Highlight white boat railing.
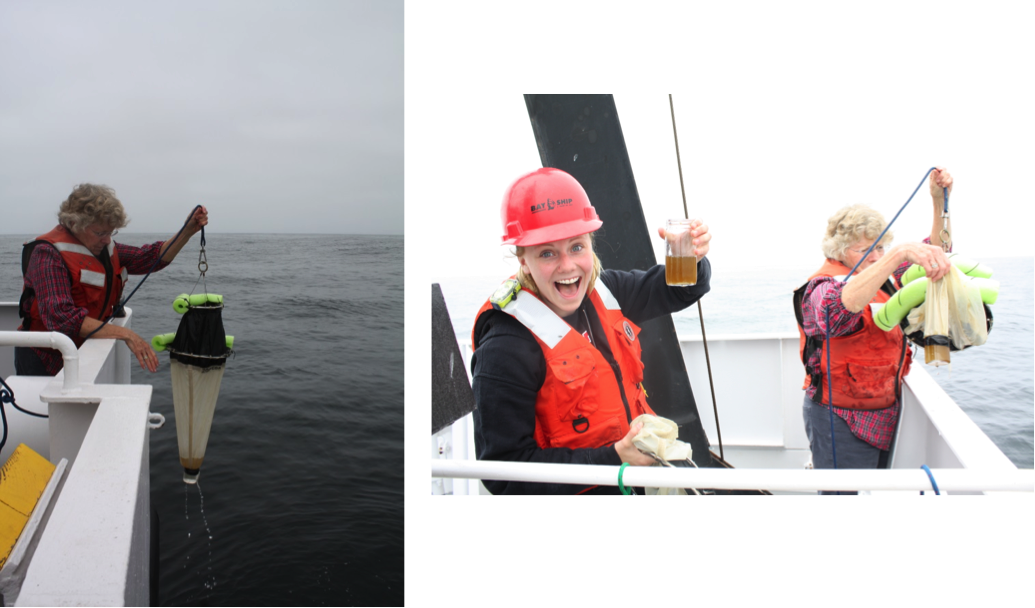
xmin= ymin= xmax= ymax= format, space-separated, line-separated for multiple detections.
xmin=433 ymin=333 xmax=1028 ymax=495
xmin=1 ymin=331 xmax=80 ymax=392
xmin=431 ymin=459 xmax=1035 ymax=493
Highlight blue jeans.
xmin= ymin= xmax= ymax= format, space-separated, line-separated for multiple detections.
xmin=802 ymin=395 xmax=889 ymax=494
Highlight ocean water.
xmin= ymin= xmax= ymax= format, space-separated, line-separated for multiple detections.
xmin=1 ymin=233 xmax=403 ymax=606
xmin=436 ymin=256 xmax=1034 ymax=469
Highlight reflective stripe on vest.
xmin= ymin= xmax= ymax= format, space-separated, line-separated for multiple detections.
xmin=498 ymin=288 xmax=570 ymax=349
xmin=52 ymin=241 xmax=94 ymax=256
xmin=80 ymin=269 xmax=106 ymax=287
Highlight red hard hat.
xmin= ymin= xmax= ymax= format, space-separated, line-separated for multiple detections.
xmin=500 ymin=167 xmax=603 ymax=246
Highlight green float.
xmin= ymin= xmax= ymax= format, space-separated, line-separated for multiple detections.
xmin=173 ymin=293 xmax=224 ymax=314
xmin=872 ymin=255 xmax=999 ymax=332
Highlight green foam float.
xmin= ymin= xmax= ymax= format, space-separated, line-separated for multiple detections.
xmin=172 ymin=293 xmax=224 ymax=314
xmin=152 ymin=332 xmax=235 ymax=352
xmin=873 ymin=278 xmax=926 ymax=332
xmin=873 ymin=275 xmax=999 ymax=332
xmin=901 ymin=253 xmax=993 ymax=286
xmin=152 ymin=332 xmax=176 ymax=352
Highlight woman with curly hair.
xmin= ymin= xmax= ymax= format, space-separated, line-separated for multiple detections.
xmin=17 ymin=183 xmax=208 ymax=376
xmin=793 ymin=168 xmax=954 ymax=490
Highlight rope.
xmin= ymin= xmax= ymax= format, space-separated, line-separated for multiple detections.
xmin=668 ymin=94 xmax=724 ymax=461
xmin=618 ymin=462 xmax=632 ymax=495
xmin=0 ymin=375 xmax=49 ymax=453
xmin=920 ymin=464 xmax=941 ymax=495
xmin=843 ymin=168 xmax=941 ymax=280
xmin=669 ymin=95 xmax=690 ymax=220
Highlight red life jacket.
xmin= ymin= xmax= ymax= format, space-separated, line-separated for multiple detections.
xmin=20 ymin=225 xmax=127 ymax=347
xmin=793 ymin=259 xmax=912 ymax=410
xmin=473 ymin=280 xmax=654 ymax=450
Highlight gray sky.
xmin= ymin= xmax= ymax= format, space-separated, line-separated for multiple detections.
xmin=0 ymin=0 xmax=402 ymax=235
xmin=432 ymin=93 xmax=1030 ymax=277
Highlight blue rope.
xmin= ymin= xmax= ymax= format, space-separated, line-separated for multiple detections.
xmin=920 ymin=464 xmax=940 ymax=495
xmin=843 ymin=167 xmax=940 ymax=281
xmin=825 ymin=307 xmax=838 ymax=473
xmin=823 ymin=167 xmax=945 ymax=485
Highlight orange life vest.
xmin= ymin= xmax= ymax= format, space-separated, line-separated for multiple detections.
xmin=793 ymin=259 xmax=912 ymax=410
xmin=473 ymin=280 xmax=654 ymax=450
xmin=20 ymin=225 xmax=127 ymax=347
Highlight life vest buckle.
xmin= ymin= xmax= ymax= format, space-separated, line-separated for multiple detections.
xmin=572 ymin=415 xmax=590 ymax=434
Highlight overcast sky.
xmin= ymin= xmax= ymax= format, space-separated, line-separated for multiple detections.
xmin=0 ymin=0 xmax=402 ymax=235
xmin=432 ymin=93 xmax=1030 ymax=277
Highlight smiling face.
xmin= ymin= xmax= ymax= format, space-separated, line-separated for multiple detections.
xmin=519 ymin=234 xmax=595 ymax=318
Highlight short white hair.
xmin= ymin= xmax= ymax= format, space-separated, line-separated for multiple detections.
xmin=821 ymin=204 xmax=893 ymax=262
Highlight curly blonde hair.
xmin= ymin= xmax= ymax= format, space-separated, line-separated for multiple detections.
xmin=514 ymin=234 xmax=602 ymax=297
xmin=821 ymin=204 xmax=893 ymax=263
xmin=58 ymin=184 xmax=129 ymax=234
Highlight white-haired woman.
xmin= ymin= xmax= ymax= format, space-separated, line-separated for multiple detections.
xmin=793 ymin=168 xmax=953 ymax=489
xmin=470 ymin=167 xmax=712 ymax=494
xmin=17 ymin=183 xmax=208 ymax=376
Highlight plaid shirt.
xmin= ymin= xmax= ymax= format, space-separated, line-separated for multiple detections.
xmin=21 ymin=238 xmax=169 ymax=375
xmin=801 ymin=238 xmax=940 ymax=450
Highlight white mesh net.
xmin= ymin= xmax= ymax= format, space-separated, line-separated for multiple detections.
xmin=171 ymin=360 xmax=226 ymax=475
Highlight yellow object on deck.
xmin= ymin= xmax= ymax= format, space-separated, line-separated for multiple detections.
xmin=0 ymin=444 xmax=56 ymax=568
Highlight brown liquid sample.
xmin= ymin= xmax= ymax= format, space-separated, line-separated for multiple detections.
xmin=665 ymin=255 xmax=698 ymax=286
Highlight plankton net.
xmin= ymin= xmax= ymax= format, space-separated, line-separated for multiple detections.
xmin=158 ymin=293 xmax=233 ymax=484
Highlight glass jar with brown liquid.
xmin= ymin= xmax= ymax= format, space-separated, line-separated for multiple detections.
xmin=665 ymin=218 xmax=697 ymax=286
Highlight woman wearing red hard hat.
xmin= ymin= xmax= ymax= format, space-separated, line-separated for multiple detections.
xmin=470 ymin=167 xmax=712 ymax=494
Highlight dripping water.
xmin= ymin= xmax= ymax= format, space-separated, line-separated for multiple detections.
xmin=198 ymin=482 xmax=216 ymax=592
xmin=182 ymin=481 xmax=217 ymax=600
